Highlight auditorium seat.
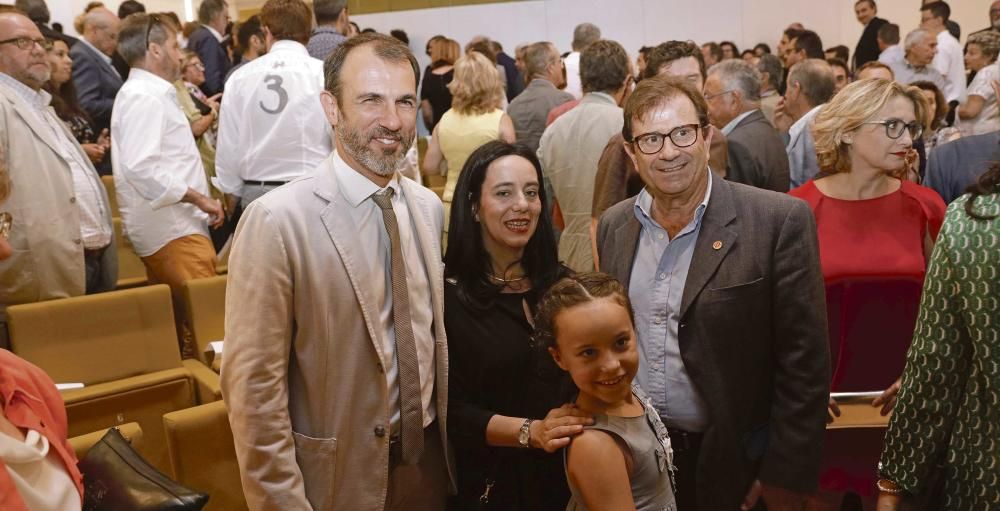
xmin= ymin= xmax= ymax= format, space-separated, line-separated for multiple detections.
xmin=68 ymin=422 xmax=143 ymax=460
xmin=163 ymin=401 xmax=247 ymax=511
xmin=182 ymin=275 xmax=227 ymax=372
xmin=113 ymin=218 xmax=148 ymax=289
xmin=101 ymin=175 xmax=119 ymax=218
xmin=6 ymin=285 xmax=221 ymax=471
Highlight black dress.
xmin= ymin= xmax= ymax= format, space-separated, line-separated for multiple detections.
xmin=445 ymin=281 xmax=574 ymax=511
xmin=420 ymin=67 xmax=454 ymax=132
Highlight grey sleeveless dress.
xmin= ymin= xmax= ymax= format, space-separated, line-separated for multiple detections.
xmin=564 ymin=385 xmax=676 ymax=511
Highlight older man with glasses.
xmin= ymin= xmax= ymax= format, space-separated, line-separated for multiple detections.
xmin=0 ymin=9 xmax=118 ymax=348
xmin=597 ymin=74 xmax=829 ymax=511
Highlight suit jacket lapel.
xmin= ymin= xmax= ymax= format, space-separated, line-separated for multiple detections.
xmin=680 ymin=177 xmax=738 ymax=318
xmin=313 ymin=160 xmax=384 ymax=354
xmin=611 ymin=198 xmax=642 ymax=286
xmin=0 ymin=85 xmax=67 ymax=161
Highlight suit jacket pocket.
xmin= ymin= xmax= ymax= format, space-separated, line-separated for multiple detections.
xmin=701 ymin=277 xmax=765 ymax=303
xmin=293 ymin=431 xmax=338 ymax=510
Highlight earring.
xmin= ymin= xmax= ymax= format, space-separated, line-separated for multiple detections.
xmin=474 ymin=213 xmax=480 ymax=222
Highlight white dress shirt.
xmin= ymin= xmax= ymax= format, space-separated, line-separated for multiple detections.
xmin=563 ymin=51 xmax=583 ymax=100
xmin=214 ymin=40 xmax=332 ymax=197
xmin=111 ymin=68 xmax=210 ymax=257
xmin=933 ymin=31 xmax=967 ymax=103
xmin=958 ymin=62 xmax=1000 ymax=136
xmin=332 ymin=151 xmax=437 ymax=430
xmin=0 ymin=73 xmax=110 ymax=250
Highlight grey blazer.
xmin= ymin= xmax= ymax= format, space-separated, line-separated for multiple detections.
xmin=924 ymin=131 xmax=1000 ymax=204
xmin=0 ymin=82 xmax=117 ymax=314
xmin=221 ymin=156 xmax=455 ymax=510
xmin=70 ymin=41 xmax=123 ymax=133
xmin=726 ymin=109 xmax=791 ymax=192
xmin=597 ymin=177 xmax=830 ymax=509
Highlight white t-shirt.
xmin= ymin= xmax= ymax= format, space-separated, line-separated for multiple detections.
xmin=214 ymin=40 xmax=332 ymax=197
xmin=959 ymin=63 xmax=1000 ymax=136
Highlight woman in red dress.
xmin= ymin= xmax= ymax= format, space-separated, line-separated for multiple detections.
xmin=789 ymin=79 xmax=946 ymax=510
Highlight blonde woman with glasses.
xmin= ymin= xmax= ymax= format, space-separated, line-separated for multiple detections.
xmin=423 ymin=51 xmax=516 ymax=234
xmin=789 ymin=78 xmax=946 ymax=509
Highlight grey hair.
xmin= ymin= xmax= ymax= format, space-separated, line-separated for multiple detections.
xmin=572 ymin=22 xmax=600 ymax=51
xmin=524 ymin=41 xmax=558 ymax=80
xmin=13 ymin=0 xmax=47 ymax=23
xmin=197 ymin=0 xmax=226 ymax=25
xmin=313 ymin=0 xmax=346 ymax=25
xmin=757 ymin=53 xmax=783 ymax=89
xmin=903 ymin=28 xmax=931 ymax=51
xmin=968 ymin=30 xmax=1000 ymax=62
xmin=788 ymin=58 xmax=836 ymax=107
xmin=708 ymin=59 xmax=762 ymax=102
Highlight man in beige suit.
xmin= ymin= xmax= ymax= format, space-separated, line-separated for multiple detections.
xmin=221 ymin=32 xmax=454 ymax=511
xmin=0 ymin=10 xmax=116 ymax=347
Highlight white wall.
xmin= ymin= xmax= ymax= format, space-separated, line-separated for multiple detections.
xmin=349 ymin=0 xmax=993 ymax=71
xmin=19 ymin=0 xmax=994 ymax=56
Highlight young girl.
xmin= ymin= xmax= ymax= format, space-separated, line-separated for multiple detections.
xmin=534 ymin=273 xmax=676 ymax=511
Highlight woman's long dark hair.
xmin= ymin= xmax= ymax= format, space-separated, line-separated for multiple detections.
xmin=443 ymin=140 xmax=561 ymax=310
xmin=46 ymin=78 xmax=91 ymax=127
xmin=964 ymin=162 xmax=1000 ymax=221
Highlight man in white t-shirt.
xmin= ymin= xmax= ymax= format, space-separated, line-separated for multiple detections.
xmin=215 ymin=0 xmax=333 ymax=210
xmin=921 ymin=1 xmax=966 ymax=103
xmin=562 ymin=22 xmax=600 ymax=100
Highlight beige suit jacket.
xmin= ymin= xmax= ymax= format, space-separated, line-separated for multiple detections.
xmin=221 ymin=155 xmax=455 ymax=511
xmin=0 ymin=82 xmax=116 ymax=316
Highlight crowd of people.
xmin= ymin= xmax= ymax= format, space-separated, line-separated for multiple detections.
xmin=0 ymin=0 xmax=998 ymax=510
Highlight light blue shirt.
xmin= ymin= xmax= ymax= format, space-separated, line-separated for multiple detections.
xmin=787 ymin=105 xmax=823 ymax=189
xmin=628 ymin=169 xmax=712 ymax=432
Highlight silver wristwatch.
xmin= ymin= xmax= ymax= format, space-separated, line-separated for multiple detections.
xmin=518 ymin=419 xmax=534 ymax=448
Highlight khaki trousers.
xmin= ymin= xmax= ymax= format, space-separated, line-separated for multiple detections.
xmin=141 ymin=234 xmax=216 ymax=357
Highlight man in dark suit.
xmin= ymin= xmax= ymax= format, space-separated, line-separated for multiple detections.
xmin=704 ymin=59 xmax=790 ymax=191
xmin=925 ymin=131 xmax=1000 ymax=204
xmin=187 ymin=0 xmax=231 ymax=96
xmin=597 ymin=75 xmax=829 ymax=510
xmin=852 ymin=0 xmax=888 ymax=71
xmin=71 ymin=7 xmax=122 ymax=135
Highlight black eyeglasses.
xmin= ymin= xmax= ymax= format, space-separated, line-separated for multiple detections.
xmin=629 ymin=124 xmax=705 ymax=154
xmin=145 ymin=13 xmax=163 ymax=49
xmin=862 ymin=119 xmax=923 ymax=140
xmin=0 ymin=37 xmax=52 ymax=51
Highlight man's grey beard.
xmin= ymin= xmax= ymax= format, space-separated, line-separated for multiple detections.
xmin=338 ymin=122 xmax=414 ymax=177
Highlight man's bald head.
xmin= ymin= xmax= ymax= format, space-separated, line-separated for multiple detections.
xmin=0 ymin=12 xmax=51 ymax=90
xmin=81 ymin=7 xmax=121 ymax=56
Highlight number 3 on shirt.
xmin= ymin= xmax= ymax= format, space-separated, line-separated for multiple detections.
xmin=260 ymin=74 xmax=288 ymax=114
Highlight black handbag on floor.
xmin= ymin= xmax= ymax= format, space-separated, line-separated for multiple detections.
xmin=78 ymin=427 xmax=209 ymax=511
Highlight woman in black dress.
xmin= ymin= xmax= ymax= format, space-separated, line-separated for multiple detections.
xmin=444 ymin=141 xmax=592 ymax=510
xmin=420 ymin=37 xmax=459 ymax=132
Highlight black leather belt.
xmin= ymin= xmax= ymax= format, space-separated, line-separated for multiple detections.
xmin=667 ymin=427 xmax=704 ymax=453
xmin=244 ymin=180 xmax=288 ymax=187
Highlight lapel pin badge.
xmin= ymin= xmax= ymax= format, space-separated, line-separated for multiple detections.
xmin=712 ymin=240 xmax=723 ymax=250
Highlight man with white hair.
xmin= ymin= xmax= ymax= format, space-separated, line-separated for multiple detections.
xmin=887 ymin=28 xmax=948 ymax=94
xmin=704 ymin=60 xmax=790 ymax=192
xmin=563 ymin=22 xmax=600 ymax=99
xmin=70 ymin=6 xmax=121 ymax=170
